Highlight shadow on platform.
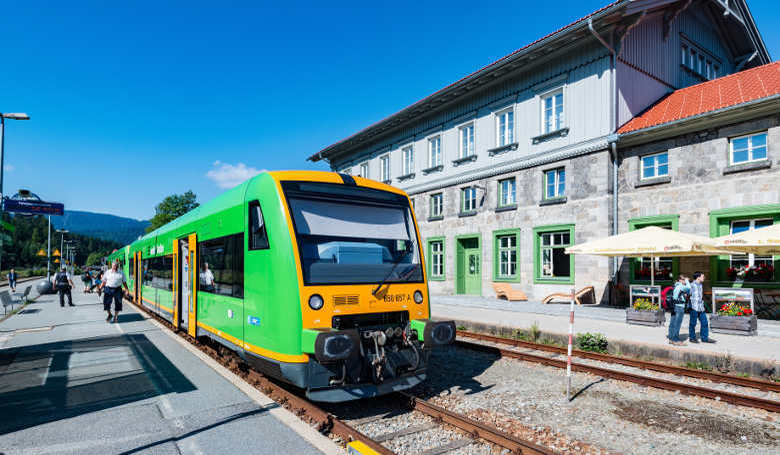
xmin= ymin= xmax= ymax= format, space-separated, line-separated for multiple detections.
xmin=0 ymin=333 xmax=196 ymax=434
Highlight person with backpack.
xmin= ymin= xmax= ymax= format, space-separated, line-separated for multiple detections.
xmin=53 ymin=266 xmax=75 ymax=307
xmin=668 ymin=274 xmax=690 ymax=345
xmin=689 ymin=271 xmax=716 ymax=344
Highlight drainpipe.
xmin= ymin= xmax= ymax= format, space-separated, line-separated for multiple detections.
xmin=589 ymin=18 xmax=621 ymax=299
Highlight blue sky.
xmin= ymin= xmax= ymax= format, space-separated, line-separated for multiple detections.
xmin=1 ymin=1 xmax=777 ymax=220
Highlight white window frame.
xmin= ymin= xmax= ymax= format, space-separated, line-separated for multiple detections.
xmin=540 ymin=231 xmax=571 ymax=278
xmin=729 ymin=218 xmax=774 ymax=269
xmin=379 ymin=154 xmax=391 ymax=182
xmin=544 ymin=168 xmax=565 ymax=200
xmin=729 ymin=132 xmax=768 ymax=165
xmin=461 ymin=187 xmax=477 ymax=212
xmin=498 ymin=178 xmax=516 ymax=207
xmin=401 ymin=146 xmax=414 ymax=176
xmin=497 ymin=234 xmax=517 ymax=278
xmin=430 ymin=193 xmax=443 ymax=218
xmin=428 ymin=135 xmax=442 ymax=168
xmin=458 ymin=122 xmax=475 ymax=158
xmin=359 ymin=162 xmax=369 ymax=179
xmin=640 ymin=151 xmax=669 ymax=180
xmin=495 ymin=108 xmax=515 ymax=147
xmin=430 ymin=241 xmax=444 ymax=277
xmin=540 ymin=88 xmax=564 ymax=134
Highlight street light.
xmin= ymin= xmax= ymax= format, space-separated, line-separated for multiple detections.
xmin=0 ymin=112 xmax=30 ymax=273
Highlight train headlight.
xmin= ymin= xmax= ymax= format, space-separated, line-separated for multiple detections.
xmin=315 ymin=330 xmax=359 ymax=362
xmin=308 ymin=294 xmax=324 ymax=310
xmin=413 ymin=290 xmax=424 ymax=304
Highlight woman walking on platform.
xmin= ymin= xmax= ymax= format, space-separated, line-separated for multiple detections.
xmin=100 ymin=260 xmax=130 ymax=323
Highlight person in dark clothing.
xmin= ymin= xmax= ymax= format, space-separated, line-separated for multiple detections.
xmin=53 ymin=267 xmax=75 ymax=307
xmin=7 ymin=268 xmax=17 ymax=293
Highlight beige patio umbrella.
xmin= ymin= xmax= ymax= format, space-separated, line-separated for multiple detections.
xmin=713 ymin=223 xmax=780 ymax=255
xmin=565 ymin=226 xmax=729 ymax=285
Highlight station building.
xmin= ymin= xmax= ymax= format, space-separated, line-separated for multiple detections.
xmin=309 ymin=0 xmax=776 ymax=306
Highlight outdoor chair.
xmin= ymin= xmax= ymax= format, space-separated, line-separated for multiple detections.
xmin=542 ymin=286 xmax=596 ymax=305
xmin=21 ymin=285 xmax=32 ymax=303
xmin=492 ymin=283 xmax=528 ymax=301
xmin=1 ymin=291 xmax=14 ymax=315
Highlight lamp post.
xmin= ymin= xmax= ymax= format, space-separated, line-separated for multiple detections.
xmin=0 ymin=112 xmax=31 ymax=273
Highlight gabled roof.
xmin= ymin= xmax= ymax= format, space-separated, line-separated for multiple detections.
xmin=618 ymin=61 xmax=780 ymax=134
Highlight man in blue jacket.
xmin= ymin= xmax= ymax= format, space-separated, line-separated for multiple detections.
xmin=668 ymin=274 xmax=690 ymax=345
xmin=689 ymin=272 xmax=716 ymax=344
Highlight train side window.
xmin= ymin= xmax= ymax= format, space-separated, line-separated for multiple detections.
xmin=249 ymin=200 xmax=269 ymax=250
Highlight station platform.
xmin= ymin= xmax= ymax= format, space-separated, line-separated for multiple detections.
xmin=431 ymin=295 xmax=780 ymax=376
xmin=0 ymin=282 xmax=339 ymax=455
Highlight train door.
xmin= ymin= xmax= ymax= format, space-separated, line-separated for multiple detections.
xmin=187 ymin=233 xmax=198 ymax=337
xmin=172 ymin=239 xmax=179 ymax=330
xmin=179 ymin=238 xmax=190 ymax=332
xmin=134 ymin=251 xmax=142 ymax=302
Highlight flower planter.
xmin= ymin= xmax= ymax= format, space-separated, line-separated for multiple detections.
xmin=626 ymin=308 xmax=665 ymax=326
xmin=710 ymin=314 xmax=758 ymax=336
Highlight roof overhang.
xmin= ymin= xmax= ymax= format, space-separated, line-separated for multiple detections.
xmin=618 ymin=94 xmax=780 ymax=147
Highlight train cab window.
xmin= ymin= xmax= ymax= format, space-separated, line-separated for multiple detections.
xmin=249 ymin=200 xmax=269 ymax=250
xmin=199 ymin=233 xmax=244 ymax=298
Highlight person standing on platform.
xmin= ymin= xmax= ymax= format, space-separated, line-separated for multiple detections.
xmin=53 ymin=266 xmax=75 ymax=307
xmin=100 ymin=260 xmax=129 ymax=323
xmin=689 ymin=272 xmax=716 ymax=344
xmin=7 ymin=268 xmax=17 ymax=293
xmin=668 ymin=274 xmax=690 ymax=345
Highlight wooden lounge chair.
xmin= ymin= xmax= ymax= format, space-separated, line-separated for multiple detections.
xmin=542 ymin=286 xmax=595 ymax=305
xmin=492 ymin=283 xmax=528 ymax=301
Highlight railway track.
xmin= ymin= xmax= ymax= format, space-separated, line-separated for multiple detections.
xmin=457 ymin=330 xmax=780 ymax=413
xmin=458 ymin=330 xmax=780 ymax=392
xmin=125 ymin=295 xmax=560 ymax=455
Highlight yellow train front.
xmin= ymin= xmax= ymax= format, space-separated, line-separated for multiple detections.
xmin=121 ymin=171 xmax=455 ymax=402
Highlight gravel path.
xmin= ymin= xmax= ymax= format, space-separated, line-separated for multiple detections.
xmin=413 ymin=345 xmax=779 ymax=455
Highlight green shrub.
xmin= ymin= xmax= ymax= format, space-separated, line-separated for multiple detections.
xmin=530 ymin=322 xmax=541 ymax=342
xmin=577 ymin=332 xmax=608 ymax=353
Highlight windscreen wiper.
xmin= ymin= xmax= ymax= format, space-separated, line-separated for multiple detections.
xmin=372 ymin=242 xmax=415 ymax=297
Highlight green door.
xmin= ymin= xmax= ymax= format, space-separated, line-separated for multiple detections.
xmin=465 ymin=249 xmax=481 ymax=295
xmin=456 ymin=236 xmax=481 ymax=295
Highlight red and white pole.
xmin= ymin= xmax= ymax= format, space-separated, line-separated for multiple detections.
xmin=566 ymin=287 xmax=575 ymax=401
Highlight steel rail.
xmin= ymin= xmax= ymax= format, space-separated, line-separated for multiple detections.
xmin=400 ymin=392 xmax=560 ymax=455
xmin=458 ymin=330 xmax=780 ymax=393
xmin=457 ymin=339 xmax=780 ymax=413
xmin=124 ymin=295 xmax=394 ymax=455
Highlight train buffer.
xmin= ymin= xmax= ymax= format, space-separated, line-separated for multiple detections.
xmin=0 ymin=281 xmax=342 ymax=455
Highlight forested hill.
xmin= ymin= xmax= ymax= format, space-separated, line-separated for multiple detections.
xmin=52 ymin=210 xmax=149 ymax=245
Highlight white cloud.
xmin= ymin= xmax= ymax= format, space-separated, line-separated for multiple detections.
xmin=206 ymin=160 xmax=265 ymax=189
xmin=4 ymin=164 xmax=14 ymax=172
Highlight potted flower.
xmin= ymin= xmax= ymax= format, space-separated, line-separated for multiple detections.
xmin=710 ymin=302 xmax=758 ymax=336
xmin=626 ymin=297 xmax=665 ymax=326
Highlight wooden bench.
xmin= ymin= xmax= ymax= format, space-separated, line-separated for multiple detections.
xmin=492 ymin=283 xmax=528 ymax=301
xmin=542 ymin=286 xmax=596 ymax=305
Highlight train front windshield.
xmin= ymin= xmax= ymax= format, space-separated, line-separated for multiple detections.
xmin=283 ymin=182 xmax=423 ymax=286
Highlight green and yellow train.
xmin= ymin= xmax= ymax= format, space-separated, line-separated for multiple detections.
xmin=106 ymin=171 xmax=455 ymax=401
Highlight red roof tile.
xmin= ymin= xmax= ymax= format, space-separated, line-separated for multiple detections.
xmin=618 ymin=61 xmax=780 ymax=134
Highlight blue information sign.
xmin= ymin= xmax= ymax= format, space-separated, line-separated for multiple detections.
xmin=3 ymin=199 xmax=64 ymax=216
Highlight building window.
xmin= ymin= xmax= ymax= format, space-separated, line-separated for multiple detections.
xmin=359 ymin=162 xmax=369 ymax=179
xmin=730 ymin=132 xmax=767 ymax=164
xmin=541 ymin=90 xmax=564 ymax=134
xmin=494 ymin=230 xmax=519 ymax=281
xmin=402 ymin=146 xmax=414 ymax=176
xmin=461 ymin=187 xmax=477 ymax=213
xmin=534 ymin=225 xmax=574 ymax=284
xmin=428 ymin=239 xmax=445 ymax=280
xmin=641 ymin=152 xmax=669 ymax=179
xmin=544 ymin=168 xmax=565 ymax=199
xmin=629 ymin=216 xmax=679 ymax=283
xmin=496 ymin=109 xmax=514 ymax=146
xmin=380 ymin=154 xmax=391 ymax=182
xmin=498 ymin=178 xmax=516 ymax=207
xmin=459 ymin=123 xmax=475 ymax=158
xmin=681 ymin=44 xmax=688 ymax=65
xmin=428 ymin=136 xmax=442 ymax=167
xmin=430 ymin=193 xmax=443 ymax=218
xmin=728 ymin=219 xmax=774 ymax=282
